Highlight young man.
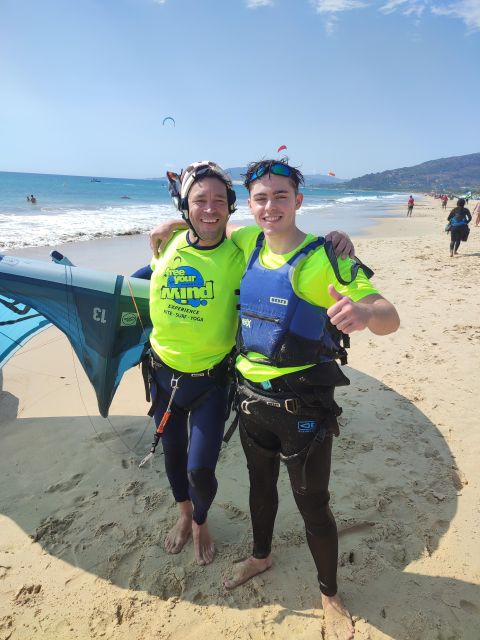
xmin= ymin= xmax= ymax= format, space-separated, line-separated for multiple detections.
xmin=146 ymin=161 xmax=353 ymax=567
xmin=221 ymin=160 xmax=400 ymax=640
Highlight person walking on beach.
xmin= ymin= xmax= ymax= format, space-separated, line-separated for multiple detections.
xmin=473 ymin=200 xmax=480 ymax=227
xmin=220 ymin=159 xmax=399 ymax=640
xmin=407 ymin=195 xmax=414 ymax=216
xmin=447 ymin=198 xmax=472 ymax=257
xmin=441 ymin=194 xmax=448 ymax=210
xmin=145 ymin=161 xmax=353 ymax=567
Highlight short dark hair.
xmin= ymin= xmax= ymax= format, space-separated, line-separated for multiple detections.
xmin=457 ymin=198 xmax=465 ymax=207
xmin=243 ymin=159 xmax=304 ymax=193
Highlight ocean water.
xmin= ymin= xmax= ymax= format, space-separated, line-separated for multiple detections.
xmin=0 ymin=171 xmax=406 ymax=250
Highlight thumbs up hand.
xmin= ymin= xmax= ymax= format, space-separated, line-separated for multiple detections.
xmin=327 ymin=284 xmax=371 ymax=333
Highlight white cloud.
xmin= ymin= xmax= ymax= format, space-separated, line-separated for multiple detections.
xmin=380 ymin=0 xmax=427 ymax=16
xmin=246 ymin=0 xmax=274 ymax=7
xmin=152 ymin=0 xmax=167 ymax=4
xmin=310 ymin=0 xmax=368 ymax=12
xmin=432 ymin=0 xmax=480 ymax=31
xmin=244 ymin=0 xmax=480 ymax=32
xmin=310 ymin=0 xmax=368 ymax=33
xmin=380 ymin=0 xmax=409 ymax=13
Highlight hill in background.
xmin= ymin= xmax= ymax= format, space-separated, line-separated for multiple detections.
xmin=344 ymin=153 xmax=480 ymax=192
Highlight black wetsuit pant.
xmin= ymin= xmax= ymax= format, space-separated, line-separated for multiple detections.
xmin=238 ymin=383 xmax=338 ymax=597
xmin=151 ymin=362 xmax=229 ymax=525
xmin=450 ymin=226 xmax=463 ymax=253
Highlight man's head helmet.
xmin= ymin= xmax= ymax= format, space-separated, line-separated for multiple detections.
xmin=167 ymin=160 xmax=236 ymax=216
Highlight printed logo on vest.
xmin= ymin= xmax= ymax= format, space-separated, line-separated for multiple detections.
xmin=269 ymin=296 xmax=288 ymax=306
xmin=161 ymin=265 xmax=214 ymax=308
xmin=120 ymin=312 xmax=138 ymax=327
xmin=298 ymin=420 xmax=316 ymax=433
xmin=242 ymin=317 xmax=252 ymax=328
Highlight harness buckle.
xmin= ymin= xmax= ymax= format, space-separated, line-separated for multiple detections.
xmin=170 ymin=373 xmax=182 ymax=390
xmin=150 ymin=354 xmax=162 ymax=371
xmin=240 ymin=399 xmax=253 ymax=415
xmin=284 ymin=398 xmax=301 ymax=414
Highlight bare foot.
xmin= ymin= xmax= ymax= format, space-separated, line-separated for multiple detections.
xmin=164 ymin=502 xmax=192 ymax=554
xmin=192 ymin=520 xmax=216 ymax=565
xmin=322 ymin=593 xmax=354 ymax=640
xmin=223 ymin=555 xmax=272 ymax=589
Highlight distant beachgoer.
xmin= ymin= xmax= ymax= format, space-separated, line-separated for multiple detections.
xmin=441 ymin=195 xmax=448 ymax=210
xmin=407 ymin=195 xmax=414 ymax=217
xmin=26 ymin=196 xmax=31 ymax=202
xmin=447 ymin=198 xmax=472 ymax=257
xmin=29 ymin=195 xmax=37 ymax=204
xmin=473 ymin=201 xmax=480 ymax=227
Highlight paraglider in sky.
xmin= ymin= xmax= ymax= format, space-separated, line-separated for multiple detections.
xmin=277 ymin=144 xmax=287 ymax=153
xmin=327 ymin=170 xmax=336 ymax=177
xmin=162 ymin=116 xmax=175 ymax=127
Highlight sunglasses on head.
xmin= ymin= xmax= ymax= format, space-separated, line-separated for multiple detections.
xmin=247 ymin=163 xmax=293 ymax=184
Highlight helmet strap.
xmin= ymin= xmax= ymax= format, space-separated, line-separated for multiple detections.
xmin=182 ymin=212 xmax=201 ymax=246
xmin=168 ymin=170 xmax=203 ymax=242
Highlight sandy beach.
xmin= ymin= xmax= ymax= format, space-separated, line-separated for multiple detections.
xmin=1 ymin=197 xmax=479 ymax=640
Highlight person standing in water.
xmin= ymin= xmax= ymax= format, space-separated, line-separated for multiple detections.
xmin=407 ymin=195 xmax=414 ymax=216
xmin=222 ymin=159 xmax=400 ymax=640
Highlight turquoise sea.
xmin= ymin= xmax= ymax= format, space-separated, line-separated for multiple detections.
xmin=0 ymin=171 xmax=406 ymax=249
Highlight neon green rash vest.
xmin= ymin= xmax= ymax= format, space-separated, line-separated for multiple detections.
xmin=150 ymin=231 xmax=245 ymax=372
xmin=230 ymin=226 xmax=380 ymax=383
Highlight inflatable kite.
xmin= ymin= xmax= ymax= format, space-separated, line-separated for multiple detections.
xmin=0 ymin=255 xmax=152 ymax=417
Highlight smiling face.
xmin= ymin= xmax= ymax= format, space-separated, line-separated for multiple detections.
xmin=248 ymin=173 xmax=303 ymax=239
xmin=187 ymin=177 xmax=230 ymax=246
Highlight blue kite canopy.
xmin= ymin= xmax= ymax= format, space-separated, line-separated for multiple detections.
xmin=0 ymin=254 xmax=152 ymax=417
xmin=0 ymin=295 xmax=50 ymax=368
xmin=0 ymin=251 xmax=78 ymax=368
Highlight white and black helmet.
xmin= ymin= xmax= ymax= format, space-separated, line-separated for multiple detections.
xmin=167 ymin=160 xmax=236 ymax=216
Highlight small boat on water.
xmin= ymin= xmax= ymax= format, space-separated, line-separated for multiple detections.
xmin=90 ymin=178 xmax=101 ymax=183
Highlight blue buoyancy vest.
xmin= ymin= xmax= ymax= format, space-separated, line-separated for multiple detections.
xmin=450 ymin=214 xmax=468 ymax=226
xmin=238 ymin=234 xmax=371 ymax=368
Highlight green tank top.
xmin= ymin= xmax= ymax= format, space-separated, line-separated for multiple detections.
xmin=149 ymin=231 xmax=245 ymax=372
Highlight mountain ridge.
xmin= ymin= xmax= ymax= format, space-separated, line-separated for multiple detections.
xmin=344 ymin=152 xmax=480 ymax=191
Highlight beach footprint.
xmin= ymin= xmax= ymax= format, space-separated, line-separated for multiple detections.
xmin=45 ymin=472 xmax=84 ymax=493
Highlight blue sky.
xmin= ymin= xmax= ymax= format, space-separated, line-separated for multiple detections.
xmin=1 ymin=0 xmax=479 ymax=179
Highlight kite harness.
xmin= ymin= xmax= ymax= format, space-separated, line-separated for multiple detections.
xmin=138 ymin=348 xmax=235 ymax=467
xmin=138 ymin=370 xmax=182 ymax=467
